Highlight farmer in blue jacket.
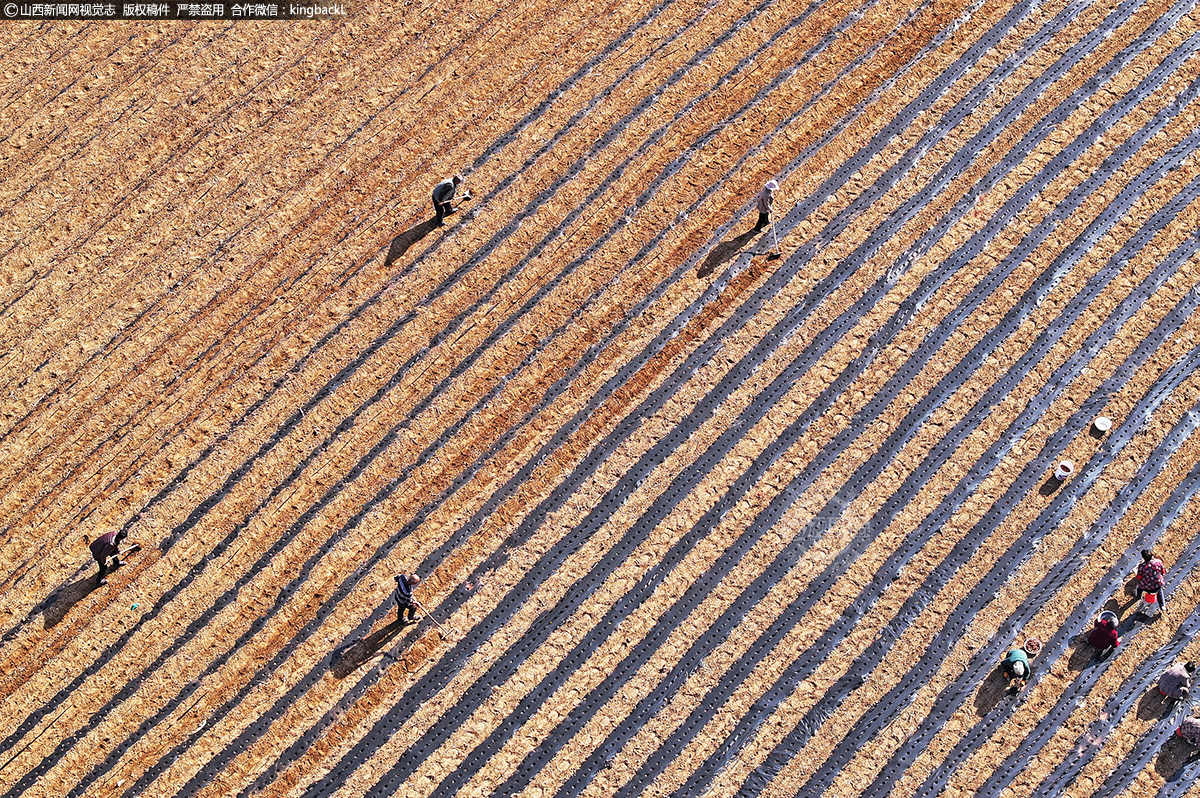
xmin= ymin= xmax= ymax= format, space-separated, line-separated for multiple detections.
xmin=394 ymin=573 xmax=422 ymax=623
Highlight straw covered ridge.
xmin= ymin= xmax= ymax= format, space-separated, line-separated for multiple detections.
xmin=1 ymin=0 xmax=1200 ymax=796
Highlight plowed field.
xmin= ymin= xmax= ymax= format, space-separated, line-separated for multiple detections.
xmin=3 ymin=3 xmax=1200 ymax=797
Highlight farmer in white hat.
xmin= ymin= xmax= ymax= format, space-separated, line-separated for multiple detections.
xmin=754 ymin=179 xmax=778 ymax=232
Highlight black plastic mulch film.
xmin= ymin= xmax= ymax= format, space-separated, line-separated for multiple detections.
xmin=312 ymin=9 xmax=1200 ymax=796
xmin=861 ymin=272 xmax=1200 ymax=798
xmin=500 ymin=119 xmax=1200 ymax=798
xmin=465 ymin=12 xmax=1200 ymax=798
xmin=771 ymin=58 xmax=1200 ymax=798
xmin=314 ymin=12 xmax=1195 ymax=798
xmin=651 ymin=62 xmax=1200 ymax=798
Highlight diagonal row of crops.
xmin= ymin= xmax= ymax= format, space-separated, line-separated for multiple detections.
xmin=2 ymin=0 xmax=1200 ymax=796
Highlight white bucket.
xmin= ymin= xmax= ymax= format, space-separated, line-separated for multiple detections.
xmin=1055 ymin=460 xmax=1075 ymax=480
xmin=1093 ymin=416 xmax=1112 ymax=433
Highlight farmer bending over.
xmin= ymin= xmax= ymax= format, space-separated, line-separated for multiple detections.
xmin=1179 ymin=712 xmax=1200 ymax=746
xmin=432 ymin=174 xmax=468 ymax=226
xmin=90 ymin=530 xmax=127 ymax=586
xmin=1160 ymin=661 xmax=1196 ymax=700
xmin=1088 ymin=615 xmax=1120 ymax=660
xmin=1001 ymin=647 xmax=1032 ymax=691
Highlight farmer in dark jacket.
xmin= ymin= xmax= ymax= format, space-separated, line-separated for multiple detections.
xmin=394 ymin=573 xmax=422 ymax=623
xmin=90 ymin=530 xmax=127 ymax=585
xmin=432 ymin=174 xmax=465 ymax=226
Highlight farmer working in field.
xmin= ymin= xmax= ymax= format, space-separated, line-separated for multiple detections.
xmin=1134 ymin=548 xmax=1166 ymax=610
xmin=394 ymin=573 xmax=422 ymax=624
xmin=1160 ymin=661 xmax=1196 ymax=700
xmin=90 ymin=529 xmax=127 ymax=585
xmin=1179 ymin=712 xmax=1200 ymax=746
xmin=753 ymin=179 xmax=778 ymax=232
xmin=1088 ymin=614 xmax=1120 ymax=659
xmin=432 ymin=174 xmax=469 ymax=226
xmin=1000 ymin=647 xmax=1032 ymax=692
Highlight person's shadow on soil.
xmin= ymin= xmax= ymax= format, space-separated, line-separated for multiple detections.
xmin=329 ymin=620 xmax=406 ymax=679
xmin=1115 ymin=576 xmax=1140 ymax=606
xmin=974 ymin=667 xmax=1015 ymax=715
xmin=1155 ymin=734 xmax=1200 ymax=780
xmin=385 ymin=219 xmax=438 ymax=268
xmin=698 ymin=229 xmax=758 ymax=278
xmin=1039 ymin=475 xmax=1064 ymax=496
xmin=42 ymin=573 xmax=100 ymax=629
xmin=1137 ymin=686 xmax=1176 ymax=721
xmin=1118 ymin=581 xmax=1164 ymax=623
xmin=1068 ymin=635 xmax=1107 ymax=672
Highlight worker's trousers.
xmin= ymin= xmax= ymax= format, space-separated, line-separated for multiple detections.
xmin=434 ymin=199 xmax=455 ymax=225
xmin=397 ymin=601 xmax=418 ymax=622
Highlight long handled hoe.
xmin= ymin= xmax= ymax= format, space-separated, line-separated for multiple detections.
xmin=767 ymin=220 xmax=782 ymax=260
xmin=420 ymin=603 xmax=453 ymax=640
xmin=753 ymin=220 xmax=782 ymax=260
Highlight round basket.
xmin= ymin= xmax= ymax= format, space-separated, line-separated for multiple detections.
xmin=1024 ymin=637 xmax=1042 ymax=656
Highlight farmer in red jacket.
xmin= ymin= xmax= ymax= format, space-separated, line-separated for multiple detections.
xmin=1088 ymin=614 xmax=1120 ymax=659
